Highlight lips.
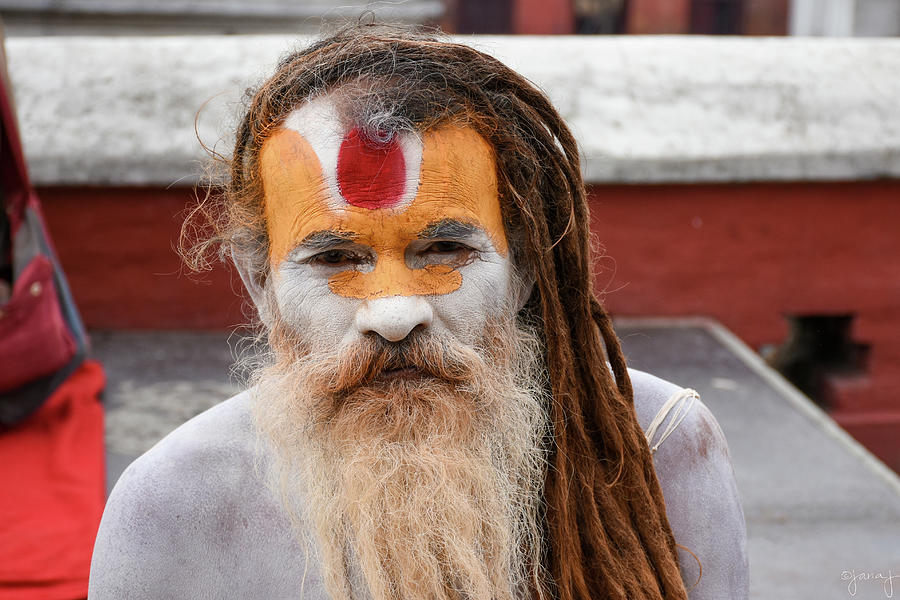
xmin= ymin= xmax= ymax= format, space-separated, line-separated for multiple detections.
xmin=378 ymin=366 xmax=424 ymax=381
xmin=322 ymin=334 xmax=476 ymax=396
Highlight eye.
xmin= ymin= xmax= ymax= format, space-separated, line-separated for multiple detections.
xmin=423 ymin=241 xmax=470 ymax=255
xmin=413 ymin=240 xmax=476 ymax=269
xmin=309 ymin=249 xmax=366 ymax=267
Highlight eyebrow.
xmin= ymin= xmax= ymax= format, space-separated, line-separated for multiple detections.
xmin=297 ymin=229 xmax=358 ymax=250
xmin=418 ymin=219 xmax=481 ymax=240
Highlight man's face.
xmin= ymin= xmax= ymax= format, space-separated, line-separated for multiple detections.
xmin=253 ymin=96 xmax=546 ymax=599
xmin=259 ymin=96 xmax=515 ymax=350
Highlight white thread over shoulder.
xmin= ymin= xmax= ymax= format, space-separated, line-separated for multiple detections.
xmin=644 ymin=388 xmax=699 ymax=455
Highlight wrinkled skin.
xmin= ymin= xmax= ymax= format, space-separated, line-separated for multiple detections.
xmin=257 ymin=100 xmax=519 ymax=351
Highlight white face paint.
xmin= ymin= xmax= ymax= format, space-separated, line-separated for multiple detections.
xmin=257 ymin=96 xmax=518 ymax=350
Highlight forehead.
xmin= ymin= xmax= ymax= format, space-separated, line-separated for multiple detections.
xmin=259 ymin=98 xmax=506 ymax=263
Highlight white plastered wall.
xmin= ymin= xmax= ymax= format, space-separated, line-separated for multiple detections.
xmin=6 ymin=35 xmax=900 ymax=185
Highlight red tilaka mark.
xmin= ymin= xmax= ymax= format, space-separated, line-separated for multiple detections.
xmin=336 ymin=128 xmax=406 ymax=209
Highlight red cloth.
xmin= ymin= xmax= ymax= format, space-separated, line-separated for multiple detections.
xmin=0 ymin=361 xmax=105 ymax=600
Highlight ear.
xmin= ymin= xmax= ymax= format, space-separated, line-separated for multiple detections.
xmin=231 ymin=247 xmax=272 ymax=326
xmin=513 ymin=277 xmax=535 ymax=312
xmin=510 ymin=267 xmax=536 ymax=313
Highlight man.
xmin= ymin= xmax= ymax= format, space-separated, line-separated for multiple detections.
xmin=89 ymin=26 xmax=748 ymax=600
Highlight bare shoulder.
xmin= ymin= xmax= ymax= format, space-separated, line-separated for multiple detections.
xmin=98 ymin=390 xmax=260 ymax=521
xmin=88 ymin=392 xmax=310 ymax=599
xmin=111 ymin=390 xmax=260 ymax=489
xmin=630 ymin=369 xmax=750 ymax=600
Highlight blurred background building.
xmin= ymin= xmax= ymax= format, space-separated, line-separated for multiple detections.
xmin=1 ymin=0 xmax=899 ymax=36
xmin=2 ymin=0 xmax=900 ymax=475
xmin=0 ymin=0 xmax=443 ymax=35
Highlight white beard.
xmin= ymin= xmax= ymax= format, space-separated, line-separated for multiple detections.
xmin=252 ymin=316 xmax=550 ymax=600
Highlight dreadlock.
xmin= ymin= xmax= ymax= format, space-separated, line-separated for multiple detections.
xmin=184 ymin=23 xmax=688 ymax=600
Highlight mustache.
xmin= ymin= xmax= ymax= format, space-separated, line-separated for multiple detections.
xmin=317 ymin=331 xmax=483 ymax=396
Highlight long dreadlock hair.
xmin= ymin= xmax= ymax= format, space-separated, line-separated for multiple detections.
xmin=184 ymin=24 xmax=688 ymax=600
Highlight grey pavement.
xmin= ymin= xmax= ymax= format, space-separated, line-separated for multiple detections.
xmin=91 ymin=319 xmax=900 ymax=600
xmin=616 ymin=319 xmax=900 ymax=600
xmin=91 ymin=330 xmax=242 ymax=464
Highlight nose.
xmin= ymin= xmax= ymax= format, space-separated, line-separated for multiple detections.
xmin=355 ymin=296 xmax=434 ymax=342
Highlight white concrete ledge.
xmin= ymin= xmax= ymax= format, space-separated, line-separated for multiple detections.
xmin=7 ymin=35 xmax=900 ymax=185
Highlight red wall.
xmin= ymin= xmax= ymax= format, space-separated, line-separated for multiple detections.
xmin=40 ymin=187 xmax=245 ymax=330
xmin=588 ymin=181 xmax=900 ymax=470
xmin=39 ymin=181 xmax=900 ymax=470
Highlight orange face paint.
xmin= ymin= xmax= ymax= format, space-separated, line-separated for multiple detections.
xmin=261 ymin=123 xmax=507 ymax=300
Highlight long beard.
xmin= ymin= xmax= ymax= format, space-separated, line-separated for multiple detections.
xmin=252 ymin=315 xmax=550 ymax=600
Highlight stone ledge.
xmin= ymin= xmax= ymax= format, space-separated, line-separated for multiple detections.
xmin=8 ymin=35 xmax=900 ymax=185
